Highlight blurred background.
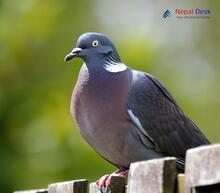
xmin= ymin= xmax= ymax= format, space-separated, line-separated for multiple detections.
xmin=0 ymin=0 xmax=219 ymax=192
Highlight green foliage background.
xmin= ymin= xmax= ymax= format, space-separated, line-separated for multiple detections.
xmin=0 ymin=0 xmax=219 ymax=192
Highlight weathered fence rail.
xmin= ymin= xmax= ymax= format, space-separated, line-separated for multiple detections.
xmin=14 ymin=144 xmax=220 ymax=193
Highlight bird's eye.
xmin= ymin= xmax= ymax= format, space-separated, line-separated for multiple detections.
xmin=92 ymin=40 xmax=99 ymax=47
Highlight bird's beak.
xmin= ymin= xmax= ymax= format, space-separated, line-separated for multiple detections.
xmin=64 ymin=47 xmax=82 ymax=61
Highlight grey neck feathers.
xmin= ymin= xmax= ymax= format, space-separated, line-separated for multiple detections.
xmin=84 ymin=52 xmax=127 ymax=74
xmin=103 ymin=52 xmax=127 ymax=73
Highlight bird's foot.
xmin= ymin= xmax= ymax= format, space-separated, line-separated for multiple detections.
xmin=96 ymin=168 xmax=128 ymax=190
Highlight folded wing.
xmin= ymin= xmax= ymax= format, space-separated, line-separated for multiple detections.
xmin=127 ymin=71 xmax=210 ymax=170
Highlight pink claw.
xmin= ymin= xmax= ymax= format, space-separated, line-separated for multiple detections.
xmin=96 ymin=174 xmax=110 ymax=188
xmin=96 ymin=168 xmax=128 ymax=189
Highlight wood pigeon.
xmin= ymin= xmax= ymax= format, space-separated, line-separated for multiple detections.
xmin=64 ymin=32 xmax=210 ymax=187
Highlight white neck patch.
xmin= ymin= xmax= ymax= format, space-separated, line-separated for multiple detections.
xmin=104 ymin=62 xmax=127 ymax=73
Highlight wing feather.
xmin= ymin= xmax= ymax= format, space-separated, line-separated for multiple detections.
xmin=128 ymin=70 xmax=210 ymax=169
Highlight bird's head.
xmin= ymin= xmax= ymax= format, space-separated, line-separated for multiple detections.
xmin=64 ymin=32 xmax=127 ymax=72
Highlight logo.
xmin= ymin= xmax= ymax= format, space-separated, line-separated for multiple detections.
xmin=163 ymin=10 xmax=172 ymax=18
xmin=162 ymin=8 xmax=211 ymax=19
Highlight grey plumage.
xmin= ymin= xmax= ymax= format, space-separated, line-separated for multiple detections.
xmin=65 ymin=32 xmax=210 ymax=171
xmin=128 ymin=71 xmax=209 ymax=169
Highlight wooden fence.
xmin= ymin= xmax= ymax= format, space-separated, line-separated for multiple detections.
xmin=14 ymin=144 xmax=220 ymax=193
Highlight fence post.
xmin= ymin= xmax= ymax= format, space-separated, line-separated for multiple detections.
xmin=48 ymin=179 xmax=88 ymax=193
xmin=89 ymin=176 xmax=126 ymax=193
xmin=185 ymin=144 xmax=220 ymax=193
xmin=177 ymin=174 xmax=185 ymax=193
xmin=127 ymin=157 xmax=177 ymax=193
